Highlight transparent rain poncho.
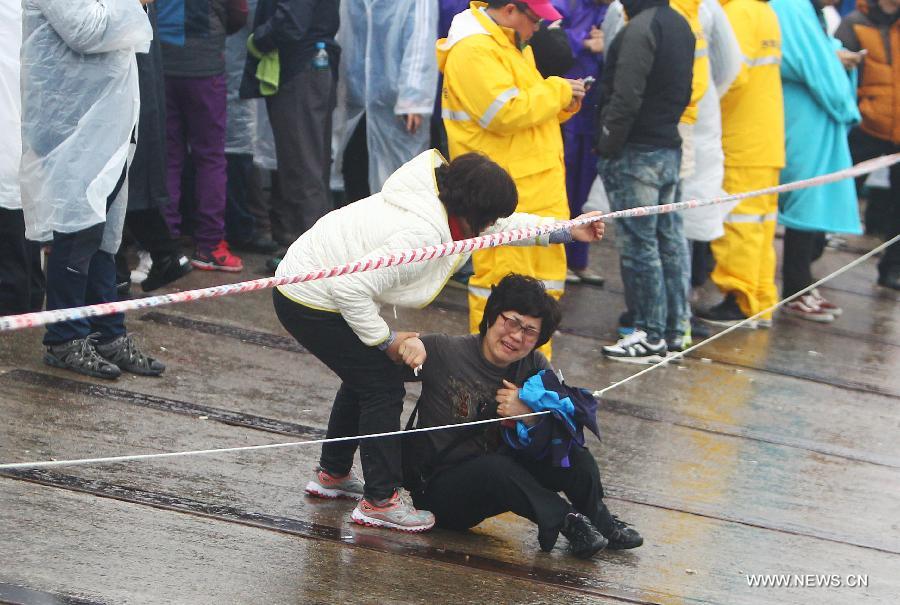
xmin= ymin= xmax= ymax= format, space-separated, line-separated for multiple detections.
xmin=19 ymin=0 xmax=152 ymax=243
xmin=225 ymin=0 xmax=258 ymax=156
xmin=332 ymin=0 xmax=438 ymax=192
xmin=0 ymin=0 xmax=22 ymax=210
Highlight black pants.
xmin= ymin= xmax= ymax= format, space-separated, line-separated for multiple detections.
xmin=224 ymin=152 xmax=259 ymax=244
xmin=782 ymin=228 xmax=827 ymax=298
xmin=115 ymin=207 xmax=181 ymax=290
xmin=342 ymin=115 xmax=370 ymax=205
xmin=848 ymin=128 xmax=900 ymax=276
xmin=415 ymin=446 xmax=615 ymax=536
xmin=0 ymin=208 xmax=45 ymax=314
xmin=273 ymin=289 xmax=404 ymax=500
xmin=44 ymin=169 xmax=127 ymax=345
xmin=266 ymin=69 xmax=336 ymax=245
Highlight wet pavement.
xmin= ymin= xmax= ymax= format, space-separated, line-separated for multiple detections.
xmin=1 ymin=234 xmax=898 ymax=604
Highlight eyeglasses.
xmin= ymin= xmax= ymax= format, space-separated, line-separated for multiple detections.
xmin=499 ymin=313 xmax=541 ymax=340
xmin=514 ymin=3 xmax=542 ymax=25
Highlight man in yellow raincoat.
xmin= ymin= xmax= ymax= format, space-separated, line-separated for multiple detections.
xmin=437 ymin=0 xmax=585 ymax=357
xmin=697 ymin=0 xmax=784 ymax=327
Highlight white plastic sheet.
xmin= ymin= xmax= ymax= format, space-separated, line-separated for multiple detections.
xmin=0 ymin=0 xmax=22 ymax=210
xmin=332 ymin=0 xmax=438 ymax=192
xmin=19 ymin=0 xmax=152 ymax=242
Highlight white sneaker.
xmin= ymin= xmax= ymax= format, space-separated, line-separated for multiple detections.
xmin=602 ymin=330 xmax=669 ymax=364
xmin=130 ymin=250 xmax=152 ymax=284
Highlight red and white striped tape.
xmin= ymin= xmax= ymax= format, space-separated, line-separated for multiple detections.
xmin=1 ymin=153 xmax=897 ymax=333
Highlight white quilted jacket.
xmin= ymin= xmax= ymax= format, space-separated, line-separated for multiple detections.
xmin=276 ymin=149 xmax=555 ymax=346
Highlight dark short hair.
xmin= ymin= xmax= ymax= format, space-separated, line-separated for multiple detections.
xmin=479 ymin=273 xmax=561 ymax=348
xmin=435 ymin=152 xmax=518 ymax=235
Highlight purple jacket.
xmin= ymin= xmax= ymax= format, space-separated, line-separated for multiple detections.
xmin=553 ymin=0 xmax=608 ymax=135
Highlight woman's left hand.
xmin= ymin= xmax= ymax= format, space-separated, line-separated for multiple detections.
xmin=570 ymin=211 xmax=606 ymax=242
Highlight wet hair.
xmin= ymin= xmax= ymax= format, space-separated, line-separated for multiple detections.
xmin=435 ymin=152 xmax=518 ymax=236
xmin=479 ymin=273 xmax=562 ymax=348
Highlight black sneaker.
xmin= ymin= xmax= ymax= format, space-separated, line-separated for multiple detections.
xmin=231 ymin=236 xmax=279 ymax=255
xmin=141 ymin=254 xmax=193 ymax=292
xmin=560 ymin=512 xmax=607 ymax=559
xmin=877 ymin=269 xmax=900 ymax=291
xmin=44 ymin=334 xmax=121 ymax=380
xmin=603 ymin=515 xmax=643 ymax=550
xmin=696 ymin=294 xmax=757 ymax=328
xmin=95 ymin=334 xmax=165 ymax=376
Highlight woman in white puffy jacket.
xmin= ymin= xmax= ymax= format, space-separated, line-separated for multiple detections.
xmin=273 ymin=149 xmax=604 ymax=532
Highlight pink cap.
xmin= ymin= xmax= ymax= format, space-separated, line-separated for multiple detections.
xmin=518 ymin=0 xmax=563 ymax=21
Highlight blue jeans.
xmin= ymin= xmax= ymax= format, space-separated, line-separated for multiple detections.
xmin=598 ymin=146 xmax=688 ymax=342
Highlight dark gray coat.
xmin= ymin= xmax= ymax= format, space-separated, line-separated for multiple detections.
xmin=129 ymin=4 xmax=169 ymax=211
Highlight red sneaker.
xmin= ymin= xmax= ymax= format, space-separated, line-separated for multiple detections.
xmin=192 ymin=240 xmax=243 ymax=272
xmin=810 ymin=288 xmax=843 ymax=317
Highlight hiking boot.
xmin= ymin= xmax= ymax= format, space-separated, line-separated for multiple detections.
xmin=191 ymin=240 xmax=243 ymax=272
xmin=141 ymin=254 xmax=192 ymax=292
xmin=810 ymin=288 xmax=842 ymax=317
xmin=560 ymin=512 xmax=607 ymax=559
xmin=602 ymin=330 xmax=668 ymax=365
xmin=44 ymin=334 xmax=121 ymax=380
xmin=95 ymin=334 xmax=165 ymax=376
xmin=696 ymin=294 xmax=757 ymax=328
xmin=783 ymin=295 xmax=834 ymax=323
xmin=351 ymin=489 xmax=435 ymax=532
xmin=305 ymin=466 xmax=364 ymax=500
xmin=602 ymin=515 xmax=644 ymax=550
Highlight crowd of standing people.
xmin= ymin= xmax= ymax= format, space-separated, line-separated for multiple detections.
xmin=0 ymin=0 xmax=898 ymax=557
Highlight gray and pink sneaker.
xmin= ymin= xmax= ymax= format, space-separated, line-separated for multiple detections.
xmin=304 ymin=467 xmax=364 ymax=500
xmin=351 ymin=489 xmax=435 ymax=532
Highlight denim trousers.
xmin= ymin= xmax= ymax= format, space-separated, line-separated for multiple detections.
xmin=598 ymin=145 xmax=688 ymax=342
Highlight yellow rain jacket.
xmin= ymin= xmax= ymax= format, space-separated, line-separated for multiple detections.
xmin=437 ymin=2 xmax=576 ymax=356
xmin=719 ymin=0 xmax=785 ymax=169
xmin=671 ymin=0 xmax=710 ymax=126
xmin=711 ymin=0 xmax=785 ymax=319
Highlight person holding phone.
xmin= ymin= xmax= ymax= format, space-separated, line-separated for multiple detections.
xmin=552 ymin=0 xmax=611 ymax=287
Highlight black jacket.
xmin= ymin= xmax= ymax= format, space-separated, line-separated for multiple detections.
xmin=129 ymin=4 xmax=169 ymax=211
xmin=595 ymin=0 xmax=694 ymax=156
xmin=239 ymin=0 xmax=340 ymax=99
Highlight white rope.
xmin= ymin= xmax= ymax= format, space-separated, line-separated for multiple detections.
xmin=593 ymin=233 xmax=900 ymax=397
xmin=0 ymin=410 xmax=549 ymax=470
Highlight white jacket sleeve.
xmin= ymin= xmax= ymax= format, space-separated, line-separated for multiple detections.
xmin=487 ymin=212 xmax=557 ymax=247
xmin=394 ymin=0 xmax=438 ymax=115
xmin=36 ymin=0 xmax=152 ymax=55
xmin=704 ymin=0 xmax=742 ymax=98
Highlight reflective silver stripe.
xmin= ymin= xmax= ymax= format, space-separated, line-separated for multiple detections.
xmin=478 ymin=87 xmax=519 ymax=128
xmin=442 ymin=108 xmax=472 ymax=122
xmin=542 ymin=280 xmax=566 ymax=291
xmin=695 ymin=47 xmax=708 ymax=59
xmin=724 ymin=211 xmax=778 ymax=224
xmin=743 ymin=55 xmax=781 ymax=67
xmin=470 ymin=280 xmax=565 ymax=299
xmin=468 ymin=284 xmax=492 ymax=298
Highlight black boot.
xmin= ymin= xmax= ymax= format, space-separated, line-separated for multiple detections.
xmin=141 ymin=254 xmax=192 ymax=292
xmin=560 ymin=512 xmax=607 ymax=559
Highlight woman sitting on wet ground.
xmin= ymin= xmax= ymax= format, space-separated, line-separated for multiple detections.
xmin=397 ymin=274 xmax=643 ymax=558
xmin=275 ymin=150 xmax=605 ymax=533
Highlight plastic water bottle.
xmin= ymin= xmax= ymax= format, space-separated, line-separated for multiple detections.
xmin=312 ymin=42 xmax=329 ymax=71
